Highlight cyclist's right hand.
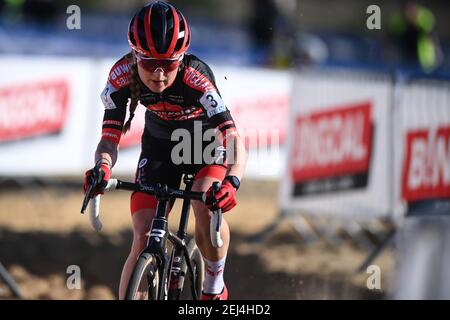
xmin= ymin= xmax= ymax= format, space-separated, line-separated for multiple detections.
xmin=83 ymin=164 xmax=111 ymax=195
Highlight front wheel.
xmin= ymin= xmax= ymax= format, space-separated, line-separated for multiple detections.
xmin=168 ymin=237 xmax=204 ymax=300
xmin=125 ymin=253 xmax=160 ymax=300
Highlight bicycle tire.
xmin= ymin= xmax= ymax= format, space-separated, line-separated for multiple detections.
xmin=125 ymin=253 xmax=160 ymax=300
xmin=169 ymin=237 xmax=204 ymax=300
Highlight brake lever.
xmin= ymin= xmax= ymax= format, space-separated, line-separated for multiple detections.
xmin=210 ymin=181 xmax=221 ymax=209
xmin=80 ymin=176 xmax=96 ymax=214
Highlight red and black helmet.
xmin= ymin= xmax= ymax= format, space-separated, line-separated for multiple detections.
xmin=127 ymin=1 xmax=191 ymax=59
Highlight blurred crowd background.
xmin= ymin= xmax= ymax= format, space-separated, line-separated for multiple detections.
xmin=0 ymin=0 xmax=449 ymax=73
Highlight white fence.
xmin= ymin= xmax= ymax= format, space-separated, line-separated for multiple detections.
xmin=281 ymin=68 xmax=450 ymax=220
xmin=394 ymin=79 xmax=450 ymax=219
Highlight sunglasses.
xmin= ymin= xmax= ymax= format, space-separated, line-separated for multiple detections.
xmin=135 ymin=52 xmax=183 ymax=73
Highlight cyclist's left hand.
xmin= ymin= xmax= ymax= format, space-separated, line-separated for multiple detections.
xmin=205 ymin=180 xmax=237 ymax=213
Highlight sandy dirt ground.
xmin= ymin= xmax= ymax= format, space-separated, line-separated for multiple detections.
xmin=0 ymin=179 xmax=393 ymax=299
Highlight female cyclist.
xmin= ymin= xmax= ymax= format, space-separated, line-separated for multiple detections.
xmin=83 ymin=1 xmax=247 ymax=300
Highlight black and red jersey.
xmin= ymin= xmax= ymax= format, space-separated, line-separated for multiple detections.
xmin=100 ymin=54 xmax=237 ymax=144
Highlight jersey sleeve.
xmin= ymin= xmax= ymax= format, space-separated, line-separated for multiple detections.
xmin=99 ymin=57 xmax=132 ymax=144
xmin=183 ymin=57 xmax=238 ymax=140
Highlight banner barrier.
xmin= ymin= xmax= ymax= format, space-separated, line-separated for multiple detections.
xmin=280 ymin=69 xmax=393 ymax=219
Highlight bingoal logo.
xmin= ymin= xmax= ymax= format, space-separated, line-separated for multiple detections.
xmin=291 ymin=102 xmax=372 ymax=182
xmin=0 ymin=79 xmax=70 ymax=143
xmin=402 ymin=126 xmax=450 ymax=201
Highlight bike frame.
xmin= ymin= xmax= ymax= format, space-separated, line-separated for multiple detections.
xmin=111 ymin=175 xmax=202 ymax=300
xmin=141 ymin=174 xmax=200 ymax=300
xmin=81 ymin=171 xmax=223 ymax=300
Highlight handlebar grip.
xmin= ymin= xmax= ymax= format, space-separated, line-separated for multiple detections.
xmin=210 ymin=209 xmax=223 ymax=248
xmin=89 ymin=195 xmax=103 ymax=231
xmin=105 ymin=178 xmax=118 ymax=191
xmin=84 ymin=179 xmax=117 ymax=231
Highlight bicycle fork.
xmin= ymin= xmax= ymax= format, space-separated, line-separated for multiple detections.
xmin=144 ymin=197 xmax=171 ymax=300
xmin=144 ymin=177 xmax=200 ymax=300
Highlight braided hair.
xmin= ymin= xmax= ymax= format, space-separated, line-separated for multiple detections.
xmin=123 ymin=51 xmax=140 ymax=133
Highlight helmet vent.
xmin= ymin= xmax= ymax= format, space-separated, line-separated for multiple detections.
xmin=137 ymin=10 xmax=150 ymax=52
xmin=128 ymin=2 xmax=190 ymax=58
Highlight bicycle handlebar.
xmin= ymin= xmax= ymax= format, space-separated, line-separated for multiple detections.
xmin=87 ymin=179 xmax=118 ymax=232
xmin=207 ymin=181 xmax=223 ymax=249
xmin=81 ymin=178 xmax=224 ymax=248
xmin=209 ymin=207 xmax=223 ymax=248
xmin=89 ymin=195 xmax=102 ymax=231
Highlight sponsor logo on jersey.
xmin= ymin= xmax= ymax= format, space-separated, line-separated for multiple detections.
xmin=101 ymin=128 xmax=122 ymax=144
xmin=108 ymin=59 xmax=132 ymax=89
xmin=138 ymin=158 xmax=148 ymax=168
xmin=148 ymin=101 xmax=184 ymax=113
xmin=167 ymin=94 xmax=185 ymax=103
xmin=101 ymin=82 xmax=117 ymax=109
xmin=102 ymin=120 xmax=123 ymax=127
xmin=146 ymin=102 xmax=204 ymax=121
xmin=183 ymin=67 xmax=216 ymax=93
xmin=152 ymin=110 xmax=204 ymax=121
xmin=402 ymin=126 xmax=450 ymax=201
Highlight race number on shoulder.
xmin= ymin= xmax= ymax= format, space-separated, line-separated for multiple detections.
xmin=200 ymin=90 xmax=227 ymax=117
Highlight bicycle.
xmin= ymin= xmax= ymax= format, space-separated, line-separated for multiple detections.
xmin=81 ymin=172 xmax=223 ymax=300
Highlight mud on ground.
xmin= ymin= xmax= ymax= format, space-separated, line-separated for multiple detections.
xmin=0 ymin=180 xmax=393 ymax=299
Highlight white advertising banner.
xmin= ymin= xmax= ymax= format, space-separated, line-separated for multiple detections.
xmin=393 ymin=80 xmax=450 ymax=218
xmin=280 ymin=70 xmax=393 ymax=219
xmin=0 ymin=55 xmax=99 ymax=176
